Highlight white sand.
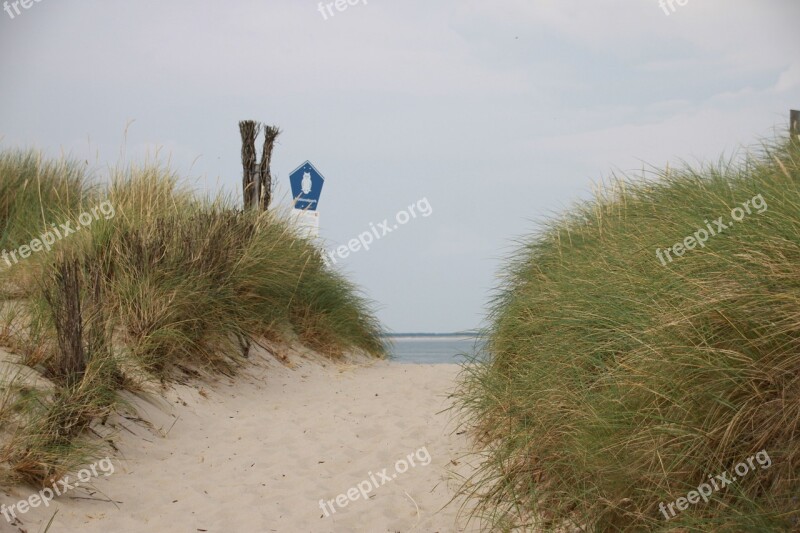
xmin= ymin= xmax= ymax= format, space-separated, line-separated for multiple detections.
xmin=1 ymin=348 xmax=478 ymax=532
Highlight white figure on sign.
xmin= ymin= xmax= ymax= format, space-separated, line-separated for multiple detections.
xmin=301 ymin=171 xmax=312 ymax=194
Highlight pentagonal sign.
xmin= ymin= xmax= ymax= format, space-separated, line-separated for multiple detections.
xmin=289 ymin=160 xmax=325 ymax=211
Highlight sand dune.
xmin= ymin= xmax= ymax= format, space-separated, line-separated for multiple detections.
xmin=1 ymin=348 xmax=477 ymax=532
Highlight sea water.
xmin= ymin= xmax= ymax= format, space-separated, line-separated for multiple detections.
xmin=385 ymin=336 xmax=486 ymax=364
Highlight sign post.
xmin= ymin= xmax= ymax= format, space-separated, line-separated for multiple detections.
xmin=288 ymin=160 xmax=326 ymax=238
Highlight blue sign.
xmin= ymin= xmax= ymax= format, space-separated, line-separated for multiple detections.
xmin=289 ymin=160 xmax=325 ymax=211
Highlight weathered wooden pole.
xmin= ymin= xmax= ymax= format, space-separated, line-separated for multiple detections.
xmin=259 ymin=125 xmax=281 ymax=211
xmin=239 ymin=120 xmax=259 ymax=210
xmin=42 ymin=257 xmax=86 ymax=387
xmin=791 ymin=109 xmax=799 ymax=138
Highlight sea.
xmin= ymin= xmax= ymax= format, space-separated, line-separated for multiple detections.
xmin=385 ymin=335 xmax=486 ymax=364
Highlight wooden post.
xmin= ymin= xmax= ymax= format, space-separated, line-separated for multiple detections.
xmin=259 ymin=125 xmax=281 ymax=211
xmin=791 ymin=109 xmax=799 ymax=138
xmin=240 ymin=121 xmax=281 ymax=211
xmin=239 ymin=120 xmax=259 ymax=210
xmin=250 ymin=160 xmax=260 ymax=209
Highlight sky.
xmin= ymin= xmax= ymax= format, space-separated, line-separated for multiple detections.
xmin=1 ymin=0 xmax=798 ymax=332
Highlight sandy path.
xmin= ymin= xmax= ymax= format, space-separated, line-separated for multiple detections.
xmin=1 ymin=351 xmax=478 ymax=533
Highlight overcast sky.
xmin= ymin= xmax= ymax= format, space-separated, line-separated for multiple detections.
xmin=1 ymin=0 xmax=798 ymax=332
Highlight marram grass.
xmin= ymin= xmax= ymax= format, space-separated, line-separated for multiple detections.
xmin=0 ymin=149 xmax=385 ymax=487
xmin=456 ymin=137 xmax=800 ymax=532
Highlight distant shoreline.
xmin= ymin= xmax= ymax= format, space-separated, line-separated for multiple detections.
xmin=381 ymin=332 xmax=483 ymax=338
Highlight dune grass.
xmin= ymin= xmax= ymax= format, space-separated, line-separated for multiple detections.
xmin=0 ymin=151 xmax=87 ymax=266
xmin=456 ymin=137 xmax=800 ymax=531
xmin=0 ymin=149 xmax=385 ymax=488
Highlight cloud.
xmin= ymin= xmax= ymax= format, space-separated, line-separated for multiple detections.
xmin=775 ymin=63 xmax=800 ymax=92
